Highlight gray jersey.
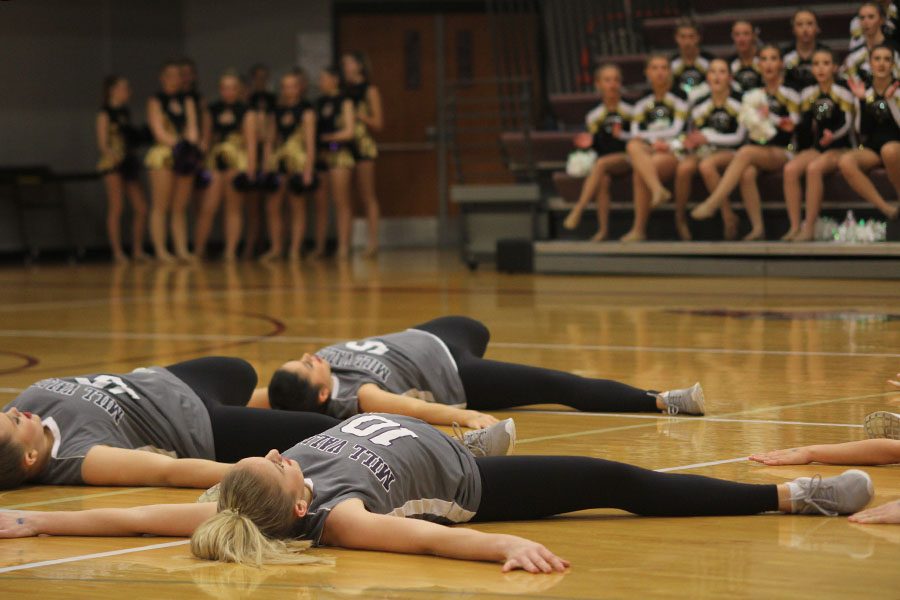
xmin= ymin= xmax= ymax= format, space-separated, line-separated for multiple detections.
xmin=5 ymin=367 xmax=215 ymax=484
xmin=317 ymin=329 xmax=466 ymax=419
xmin=286 ymin=413 xmax=481 ymax=544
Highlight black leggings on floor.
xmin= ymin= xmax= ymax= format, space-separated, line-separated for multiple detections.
xmin=413 ymin=316 xmax=659 ymax=412
xmin=166 ymin=357 xmax=340 ymax=463
xmin=472 ymin=456 xmax=778 ymax=522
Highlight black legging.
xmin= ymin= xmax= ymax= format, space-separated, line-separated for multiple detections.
xmin=472 ymin=456 xmax=778 ymax=522
xmin=166 ymin=357 xmax=340 ymax=463
xmin=413 ymin=316 xmax=659 ymax=412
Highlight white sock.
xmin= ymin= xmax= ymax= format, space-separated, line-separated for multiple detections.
xmin=787 ymin=481 xmax=805 ymax=511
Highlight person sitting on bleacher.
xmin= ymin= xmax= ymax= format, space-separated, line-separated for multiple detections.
xmin=844 ymin=2 xmax=900 ymax=85
xmin=728 ymin=20 xmax=764 ymax=93
xmin=672 ymin=58 xmax=747 ymax=241
xmin=563 ymin=64 xmax=635 ymax=241
xmin=839 ymin=45 xmax=900 ymax=222
xmin=849 ymin=0 xmax=898 ymax=52
xmin=782 ymin=48 xmax=855 ymax=241
xmin=692 ymin=45 xmax=800 ymax=241
xmin=669 ymin=18 xmax=715 ymax=104
xmin=784 ymin=9 xmax=831 ymax=92
xmin=622 ymin=55 xmax=688 ymax=242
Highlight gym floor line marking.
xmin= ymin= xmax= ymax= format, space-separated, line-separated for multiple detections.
xmin=0 ymin=329 xmax=896 ymax=359
xmin=508 ymin=411 xmax=864 ymax=429
xmin=516 ymin=391 xmax=894 ymax=445
xmin=656 ymin=456 xmax=749 ymax=472
xmin=0 ymin=540 xmax=190 ymax=574
xmin=0 ymin=487 xmax=161 ymax=510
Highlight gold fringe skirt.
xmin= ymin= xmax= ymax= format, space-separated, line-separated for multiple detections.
xmin=144 ymin=144 xmax=174 ymax=170
xmin=206 ymin=134 xmax=248 ymax=172
xmin=266 ymin=135 xmax=309 ymax=174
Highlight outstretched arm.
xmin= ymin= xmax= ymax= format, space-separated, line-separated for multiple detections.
xmin=82 ymin=446 xmax=232 ymax=488
xmin=0 ymin=502 xmax=216 ymax=538
xmin=322 ymin=498 xmax=569 ymax=573
xmin=750 ymin=439 xmax=900 ymax=466
xmin=357 ymin=384 xmax=498 ymax=429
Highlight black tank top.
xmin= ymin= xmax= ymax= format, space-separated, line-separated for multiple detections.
xmin=273 ymin=101 xmax=312 ymax=142
xmin=344 ymin=82 xmax=369 ymax=108
xmin=155 ymin=92 xmax=187 ymax=134
xmin=101 ymin=105 xmax=138 ymax=150
xmin=316 ymin=94 xmax=349 ymax=147
xmin=859 ymin=81 xmax=900 ymax=149
xmin=208 ymin=101 xmax=249 ymax=140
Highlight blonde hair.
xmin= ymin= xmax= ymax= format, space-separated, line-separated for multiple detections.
xmin=190 ymin=464 xmax=332 ymax=567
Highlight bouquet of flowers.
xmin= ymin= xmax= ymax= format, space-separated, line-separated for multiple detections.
xmin=739 ymin=89 xmax=776 ymax=144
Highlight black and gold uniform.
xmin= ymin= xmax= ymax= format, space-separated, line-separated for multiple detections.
xmin=267 ymin=100 xmax=315 ymax=178
xmin=97 ymin=105 xmax=141 ymax=180
xmin=630 ymin=89 xmax=689 ymax=143
xmin=670 ymin=52 xmax=714 ymax=99
xmin=728 ymin=55 xmax=764 ymax=92
xmin=316 ymin=93 xmax=355 ymax=170
xmin=751 ymin=85 xmax=801 ymax=149
xmin=855 ymin=80 xmax=900 ymax=152
xmin=688 ymin=91 xmax=746 ymax=152
xmin=344 ymin=81 xmax=379 ymax=161
xmin=585 ymin=101 xmax=634 ymax=155
xmin=145 ymin=91 xmax=189 ymax=170
xmin=206 ymin=101 xmax=250 ymax=172
xmin=796 ymin=83 xmax=854 ymax=151
xmin=843 ymin=43 xmax=900 ymax=86
xmin=783 ymin=42 xmax=830 ymax=92
xmin=849 ymin=3 xmax=899 ymax=52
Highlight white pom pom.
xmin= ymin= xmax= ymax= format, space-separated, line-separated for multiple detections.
xmin=739 ymin=89 xmax=776 ymax=143
xmin=565 ymin=150 xmax=598 ymax=178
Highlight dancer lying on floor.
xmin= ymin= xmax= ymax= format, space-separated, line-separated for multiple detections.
xmin=0 ymin=413 xmax=873 ymax=571
xmin=247 ymin=316 xmax=706 ymax=428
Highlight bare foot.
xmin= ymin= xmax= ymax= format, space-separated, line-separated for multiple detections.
xmin=223 ymin=252 xmax=237 ymax=262
xmin=563 ymin=207 xmax=583 ymax=230
xmin=258 ymin=249 xmax=281 ymax=263
xmin=675 ymin=220 xmax=692 ymax=241
xmin=743 ymin=228 xmax=765 ymax=241
xmin=650 ymin=187 xmax=672 ymax=209
xmin=781 ymin=228 xmax=798 ymax=241
xmin=155 ymin=251 xmax=176 ymax=264
xmin=112 ymin=252 xmax=129 ymax=264
xmin=691 ymin=198 xmax=719 ymax=220
xmin=363 ymin=245 xmax=379 ymax=258
xmin=336 ymin=247 xmax=351 ymax=260
xmin=792 ymin=228 xmax=815 ymax=242
xmin=620 ymin=229 xmax=646 ymax=243
xmin=310 ymin=247 xmax=326 ymax=260
xmin=590 ymin=230 xmax=607 ymax=242
xmin=287 ymin=251 xmax=302 ymax=262
xmin=177 ymin=252 xmax=198 ymax=264
xmin=885 ymin=204 xmax=900 ymax=220
xmin=133 ymin=252 xmax=151 ymax=263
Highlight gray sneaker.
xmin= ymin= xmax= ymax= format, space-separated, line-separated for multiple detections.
xmin=790 ymin=469 xmax=874 ymax=516
xmin=658 ymin=382 xmax=705 ymax=416
xmin=453 ymin=418 xmax=517 ymax=457
xmin=864 ymin=411 xmax=900 ymax=440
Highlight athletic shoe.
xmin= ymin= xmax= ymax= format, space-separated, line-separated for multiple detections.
xmin=658 ymin=382 xmax=705 ymax=416
xmin=790 ymin=469 xmax=874 ymax=516
xmin=198 ymin=483 xmax=220 ymax=503
xmin=864 ymin=411 xmax=900 ymax=440
xmin=453 ymin=418 xmax=517 ymax=457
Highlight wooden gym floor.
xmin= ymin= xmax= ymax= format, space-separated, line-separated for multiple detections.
xmin=0 ymin=250 xmax=897 ymax=599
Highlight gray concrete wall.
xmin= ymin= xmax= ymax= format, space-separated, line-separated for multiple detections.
xmin=0 ymin=0 xmax=334 ymax=256
xmin=0 ymin=0 xmax=184 ymax=253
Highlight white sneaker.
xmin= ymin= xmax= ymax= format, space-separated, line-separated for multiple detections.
xmin=864 ymin=411 xmax=900 ymax=440
xmin=790 ymin=469 xmax=874 ymax=516
xmin=453 ymin=418 xmax=517 ymax=457
xmin=658 ymin=382 xmax=705 ymax=416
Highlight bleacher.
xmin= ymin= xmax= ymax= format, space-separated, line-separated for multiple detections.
xmin=492 ymin=1 xmax=899 ymax=274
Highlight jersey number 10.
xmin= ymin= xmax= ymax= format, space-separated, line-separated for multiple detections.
xmin=341 ymin=414 xmax=419 ymax=446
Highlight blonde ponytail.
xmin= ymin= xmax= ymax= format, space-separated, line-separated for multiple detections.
xmin=190 ymin=465 xmax=333 ymax=567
